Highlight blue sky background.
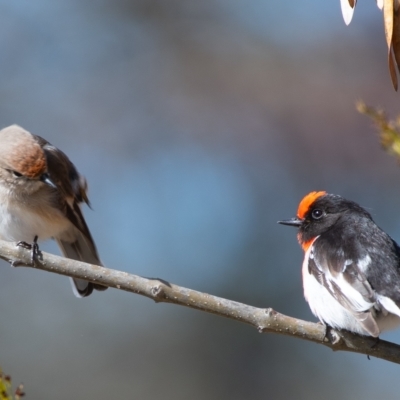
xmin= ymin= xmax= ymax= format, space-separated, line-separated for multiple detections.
xmin=0 ymin=1 xmax=399 ymax=399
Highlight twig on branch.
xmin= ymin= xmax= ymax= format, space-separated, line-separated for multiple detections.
xmin=1 ymin=239 xmax=400 ymax=364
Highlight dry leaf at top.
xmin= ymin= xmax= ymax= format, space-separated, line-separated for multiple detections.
xmin=340 ymin=0 xmax=356 ymax=25
xmin=340 ymin=0 xmax=399 ymax=89
xmin=383 ymin=0 xmax=394 ymax=48
xmin=393 ymin=4 xmax=400 ymax=69
xmin=388 ymin=48 xmax=398 ymax=90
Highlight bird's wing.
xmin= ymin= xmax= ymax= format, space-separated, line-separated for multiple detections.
xmin=309 ymin=246 xmax=379 ymax=336
xmin=37 ymin=136 xmax=107 ymax=296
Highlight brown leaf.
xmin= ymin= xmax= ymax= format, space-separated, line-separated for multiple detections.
xmin=393 ymin=4 xmax=400 ymax=70
xmin=384 ymin=0 xmax=394 ymax=49
xmin=388 ymin=47 xmax=398 ymax=90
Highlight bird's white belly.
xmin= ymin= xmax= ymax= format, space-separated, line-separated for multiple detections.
xmin=0 ymin=199 xmax=70 ymax=243
xmin=302 ymin=259 xmax=368 ymax=335
xmin=302 ymin=247 xmax=400 ymax=336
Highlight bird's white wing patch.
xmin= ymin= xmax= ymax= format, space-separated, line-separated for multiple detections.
xmin=357 ymin=254 xmax=371 ymax=273
xmin=313 ymin=255 xmax=374 ymax=313
xmin=378 ymin=295 xmax=400 ymax=317
xmin=305 ymin=244 xmax=380 ymax=336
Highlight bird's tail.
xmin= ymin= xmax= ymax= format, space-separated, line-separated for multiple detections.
xmin=56 ymin=232 xmax=108 ymax=297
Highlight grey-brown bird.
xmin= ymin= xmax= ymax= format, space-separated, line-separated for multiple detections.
xmin=0 ymin=124 xmax=107 ymax=297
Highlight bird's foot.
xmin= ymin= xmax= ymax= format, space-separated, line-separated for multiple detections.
xmin=370 ymin=336 xmax=380 ymax=349
xmin=16 ymin=235 xmax=41 ymax=265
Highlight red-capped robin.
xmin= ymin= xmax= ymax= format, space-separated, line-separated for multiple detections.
xmin=279 ymin=191 xmax=400 ymax=337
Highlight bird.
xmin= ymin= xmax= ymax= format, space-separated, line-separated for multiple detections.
xmin=0 ymin=124 xmax=107 ymax=297
xmin=278 ymin=191 xmax=400 ymax=337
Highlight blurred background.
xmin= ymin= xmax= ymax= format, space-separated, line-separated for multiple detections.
xmin=0 ymin=0 xmax=399 ymax=399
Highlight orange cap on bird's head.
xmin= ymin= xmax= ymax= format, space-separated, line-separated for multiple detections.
xmin=279 ymin=191 xmax=327 ymax=227
xmin=278 ymin=191 xmax=327 ymax=251
xmin=297 ymin=191 xmax=327 ymax=219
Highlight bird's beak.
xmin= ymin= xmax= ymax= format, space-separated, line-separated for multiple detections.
xmin=40 ymin=173 xmax=57 ymax=189
xmin=277 ymin=217 xmax=303 ymax=227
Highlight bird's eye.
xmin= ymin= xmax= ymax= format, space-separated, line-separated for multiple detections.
xmin=311 ymin=209 xmax=323 ymax=220
xmin=6 ymin=169 xmax=22 ymax=177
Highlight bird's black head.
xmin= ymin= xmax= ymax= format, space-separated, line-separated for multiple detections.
xmin=278 ymin=191 xmax=373 ymax=248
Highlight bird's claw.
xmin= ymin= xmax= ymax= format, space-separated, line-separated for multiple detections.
xmin=16 ymin=235 xmax=40 ymax=265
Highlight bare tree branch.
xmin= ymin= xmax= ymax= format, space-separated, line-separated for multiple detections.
xmin=1 ymin=239 xmax=400 ymax=364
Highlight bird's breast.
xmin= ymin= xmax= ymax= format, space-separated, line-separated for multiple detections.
xmin=0 ymin=189 xmax=71 ymax=242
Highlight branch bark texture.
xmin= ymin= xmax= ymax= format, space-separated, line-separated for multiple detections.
xmin=1 ymin=239 xmax=400 ymax=364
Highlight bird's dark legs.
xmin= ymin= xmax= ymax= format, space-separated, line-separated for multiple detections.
xmin=16 ymin=235 xmax=40 ymax=265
